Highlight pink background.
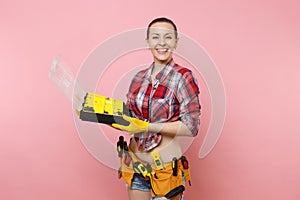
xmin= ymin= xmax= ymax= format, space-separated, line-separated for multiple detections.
xmin=1 ymin=0 xmax=300 ymax=199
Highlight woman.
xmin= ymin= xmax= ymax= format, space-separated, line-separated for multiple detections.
xmin=113 ymin=17 xmax=201 ymax=200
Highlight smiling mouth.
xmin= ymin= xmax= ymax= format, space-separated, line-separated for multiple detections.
xmin=156 ymin=48 xmax=169 ymax=54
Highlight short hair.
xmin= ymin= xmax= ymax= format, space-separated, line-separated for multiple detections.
xmin=146 ymin=17 xmax=178 ymax=39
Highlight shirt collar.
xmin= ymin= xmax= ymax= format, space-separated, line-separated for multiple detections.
xmin=144 ymin=59 xmax=176 ymax=83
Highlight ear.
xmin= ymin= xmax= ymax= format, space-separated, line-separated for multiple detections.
xmin=145 ymin=37 xmax=151 ymax=48
xmin=174 ymin=37 xmax=179 ymax=49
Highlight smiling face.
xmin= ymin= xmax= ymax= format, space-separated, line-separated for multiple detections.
xmin=147 ymin=22 xmax=178 ymax=65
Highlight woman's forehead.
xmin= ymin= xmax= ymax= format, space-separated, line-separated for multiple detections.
xmin=149 ymin=22 xmax=176 ymax=34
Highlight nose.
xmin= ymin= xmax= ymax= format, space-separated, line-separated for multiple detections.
xmin=158 ymin=37 xmax=166 ymax=46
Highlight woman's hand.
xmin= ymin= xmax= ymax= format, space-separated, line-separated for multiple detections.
xmin=112 ymin=115 xmax=194 ymax=137
xmin=112 ymin=115 xmax=149 ymax=135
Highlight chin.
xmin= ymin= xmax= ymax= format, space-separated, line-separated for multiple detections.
xmin=154 ymin=55 xmax=172 ymax=64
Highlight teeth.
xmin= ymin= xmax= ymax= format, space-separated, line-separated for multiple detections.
xmin=157 ymin=49 xmax=168 ymax=52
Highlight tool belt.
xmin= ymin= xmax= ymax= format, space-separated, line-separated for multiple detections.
xmin=117 ymin=136 xmax=191 ymax=198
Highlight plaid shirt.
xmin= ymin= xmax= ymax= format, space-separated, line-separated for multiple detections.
xmin=126 ymin=59 xmax=201 ymax=151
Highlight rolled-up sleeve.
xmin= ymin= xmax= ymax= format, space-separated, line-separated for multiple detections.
xmin=176 ymin=71 xmax=201 ymax=136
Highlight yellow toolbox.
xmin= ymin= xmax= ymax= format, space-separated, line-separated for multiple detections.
xmin=79 ymin=92 xmax=131 ymax=125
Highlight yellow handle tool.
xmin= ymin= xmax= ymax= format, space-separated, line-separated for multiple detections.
xmin=151 ymin=151 xmax=164 ymax=170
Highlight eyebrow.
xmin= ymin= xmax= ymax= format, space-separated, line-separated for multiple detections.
xmin=151 ymin=33 xmax=174 ymax=36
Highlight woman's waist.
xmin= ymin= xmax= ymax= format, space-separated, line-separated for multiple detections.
xmin=129 ymin=135 xmax=182 ymax=164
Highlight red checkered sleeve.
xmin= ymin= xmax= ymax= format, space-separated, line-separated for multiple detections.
xmin=176 ymin=71 xmax=201 ymax=136
xmin=125 ymin=69 xmax=147 ymax=120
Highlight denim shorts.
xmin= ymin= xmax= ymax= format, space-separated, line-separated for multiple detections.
xmin=127 ymin=173 xmax=184 ymax=200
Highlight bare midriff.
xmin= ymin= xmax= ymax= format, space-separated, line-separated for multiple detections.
xmin=129 ymin=134 xmax=182 ymax=164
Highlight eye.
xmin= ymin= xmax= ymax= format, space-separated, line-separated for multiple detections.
xmin=152 ymin=36 xmax=159 ymax=39
xmin=166 ymin=36 xmax=172 ymax=39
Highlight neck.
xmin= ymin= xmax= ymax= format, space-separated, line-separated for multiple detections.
xmin=152 ymin=58 xmax=172 ymax=77
xmin=151 ymin=63 xmax=165 ymax=77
